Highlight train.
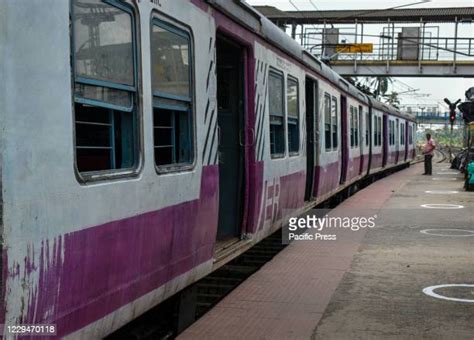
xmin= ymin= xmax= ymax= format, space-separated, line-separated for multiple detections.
xmin=0 ymin=0 xmax=416 ymax=338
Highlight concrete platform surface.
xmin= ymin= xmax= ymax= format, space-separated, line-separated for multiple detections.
xmin=178 ymin=160 xmax=474 ymax=340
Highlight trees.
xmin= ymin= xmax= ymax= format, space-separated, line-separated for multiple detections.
xmin=349 ymin=76 xmax=401 ymax=108
xmin=383 ymin=91 xmax=401 ymax=108
xmin=423 ymin=126 xmax=463 ymax=147
xmin=368 ymin=76 xmax=392 ymax=99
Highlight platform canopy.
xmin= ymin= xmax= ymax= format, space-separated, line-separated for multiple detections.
xmin=254 ymin=6 xmax=474 ymax=24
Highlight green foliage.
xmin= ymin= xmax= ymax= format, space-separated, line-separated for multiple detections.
xmin=383 ymin=91 xmax=400 ymax=108
xmin=418 ymin=126 xmax=464 ymax=147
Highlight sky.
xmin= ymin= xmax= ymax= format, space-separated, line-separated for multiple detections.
xmin=246 ymin=0 xmax=474 ymax=112
xmin=247 ymin=0 xmax=473 ymax=10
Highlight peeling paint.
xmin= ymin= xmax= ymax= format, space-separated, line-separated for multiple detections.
xmin=6 ymin=166 xmax=218 ymax=337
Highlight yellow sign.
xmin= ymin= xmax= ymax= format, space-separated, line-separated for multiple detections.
xmin=335 ymin=43 xmax=373 ymax=53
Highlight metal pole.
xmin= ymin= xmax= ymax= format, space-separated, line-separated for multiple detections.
xmin=419 ymin=18 xmax=423 ymax=72
xmin=453 ymin=16 xmax=458 ymax=73
xmin=323 ymin=20 xmax=327 ymax=57
xmin=391 ymin=22 xmax=395 ymax=60
xmin=354 ymin=19 xmax=358 ymax=72
xmin=386 ymin=18 xmax=391 ymax=73
xmin=450 ymin=122 xmax=453 ymax=163
xmin=300 ymin=24 xmax=304 ymax=46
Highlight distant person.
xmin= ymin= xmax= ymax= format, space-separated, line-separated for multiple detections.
xmin=423 ymin=133 xmax=436 ymax=175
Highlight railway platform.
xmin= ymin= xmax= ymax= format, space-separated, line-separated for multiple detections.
xmin=179 ymin=157 xmax=474 ymax=339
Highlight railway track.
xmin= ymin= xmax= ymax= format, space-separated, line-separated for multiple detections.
xmin=436 ymin=146 xmax=462 ymax=163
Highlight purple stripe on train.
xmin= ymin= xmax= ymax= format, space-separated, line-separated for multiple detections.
xmin=346 ymin=155 xmax=362 ymax=181
xmin=371 ymin=152 xmax=384 ymax=169
xmin=18 ymin=166 xmax=219 ymax=337
xmin=248 ymin=161 xmax=264 ymax=233
xmin=313 ymin=161 xmax=340 ymax=198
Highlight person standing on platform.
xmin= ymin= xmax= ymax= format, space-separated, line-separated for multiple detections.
xmin=423 ymin=133 xmax=436 ymax=175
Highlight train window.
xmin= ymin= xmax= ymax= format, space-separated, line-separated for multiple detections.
xmin=269 ymin=70 xmax=285 ymax=157
xmin=392 ymin=121 xmax=396 ymax=145
xmin=151 ymin=19 xmax=193 ymax=168
xmin=373 ymin=115 xmax=377 ymax=146
xmin=358 ymin=106 xmax=362 ymax=148
xmin=394 ymin=122 xmax=397 ymax=145
xmin=324 ymin=94 xmax=331 ymax=151
xmin=388 ymin=121 xmax=391 ymax=145
xmin=378 ymin=117 xmax=382 ymax=146
xmin=394 ymin=122 xmax=396 ymax=145
xmin=379 ymin=117 xmax=383 ymax=146
xmin=374 ymin=116 xmax=381 ymax=147
xmin=389 ymin=120 xmax=393 ymax=146
xmin=377 ymin=117 xmax=380 ymax=147
xmin=354 ymin=107 xmax=359 ymax=147
xmin=395 ymin=119 xmax=399 ymax=146
xmin=287 ymin=76 xmax=299 ymax=155
xmin=74 ymin=0 xmax=133 ymax=86
xmin=408 ymin=125 xmax=413 ymax=144
xmin=72 ymin=0 xmax=138 ymax=175
xmin=331 ymin=97 xmax=338 ymax=149
xmin=354 ymin=108 xmax=359 ymax=147
xmin=365 ymin=111 xmax=369 ymax=147
xmin=393 ymin=123 xmax=398 ymax=145
xmin=350 ymin=106 xmax=355 ymax=148
xmin=401 ymin=124 xmax=405 ymax=145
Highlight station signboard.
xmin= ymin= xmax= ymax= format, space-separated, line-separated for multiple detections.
xmin=335 ymin=43 xmax=373 ymax=53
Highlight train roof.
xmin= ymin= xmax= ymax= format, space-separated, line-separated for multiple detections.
xmin=208 ymin=0 xmax=415 ymax=121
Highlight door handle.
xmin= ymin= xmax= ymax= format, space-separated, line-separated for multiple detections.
xmin=239 ymin=129 xmax=245 ymax=147
xmin=248 ymin=127 xmax=256 ymax=147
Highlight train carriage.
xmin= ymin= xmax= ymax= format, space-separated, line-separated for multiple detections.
xmin=407 ymin=121 xmax=417 ymax=160
xmin=369 ymin=101 xmax=385 ymax=172
xmin=344 ymin=91 xmax=370 ymax=183
xmin=0 ymin=0 xmax=416 ymax=338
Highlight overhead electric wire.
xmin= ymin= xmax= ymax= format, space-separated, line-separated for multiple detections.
xmin=285 ymin=0 xmax=435 ymax=105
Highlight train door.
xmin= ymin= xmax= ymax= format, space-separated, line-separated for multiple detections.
xmin=405 ymin=121 xmax=409 ymax=161
xmin=366 ymin=107 xmax=372 ymax=175
xmin=215 ymin=35 xmax=245 ymax=241
xmin=340 ymin=95 xmax=348 ymax=184
xmin=395 ymin=118 xmax=400 ymax=163
xmin=382 ymin=114 xmax=388 ymax=167
xmin=358 ymin=105 xmax=364 ymax=175
xmin=305 ymin=78 xmax=318 ymax=201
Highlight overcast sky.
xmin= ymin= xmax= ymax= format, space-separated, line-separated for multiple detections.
xmin=246 ymin=0 xmax=474 ymax=111
xmin=247 ymin=0 xmax=473 ymax=10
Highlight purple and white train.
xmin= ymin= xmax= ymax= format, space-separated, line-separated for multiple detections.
xmin=0 ymin=0 xmax=416 ymax=337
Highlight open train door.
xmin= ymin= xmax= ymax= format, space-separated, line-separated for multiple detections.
xmin=305 ymin=78 xmax=318 ymax=201
xmin=340 ymin=95 xmax=349 ymax=184
xmin=366 ymin=98 xmax=373 ymax=176
xmin=405 ymin=121 xmax=409 ymax=161
xmin=382 ymin=114 xmax=388 ymax=167
xmin=215 ymin=34 xmax=246 ymax=242
xmin=395 ymin=118 xmax=400 ymax=164
xmin=358 ymin=105 xmax=364 ymax=175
